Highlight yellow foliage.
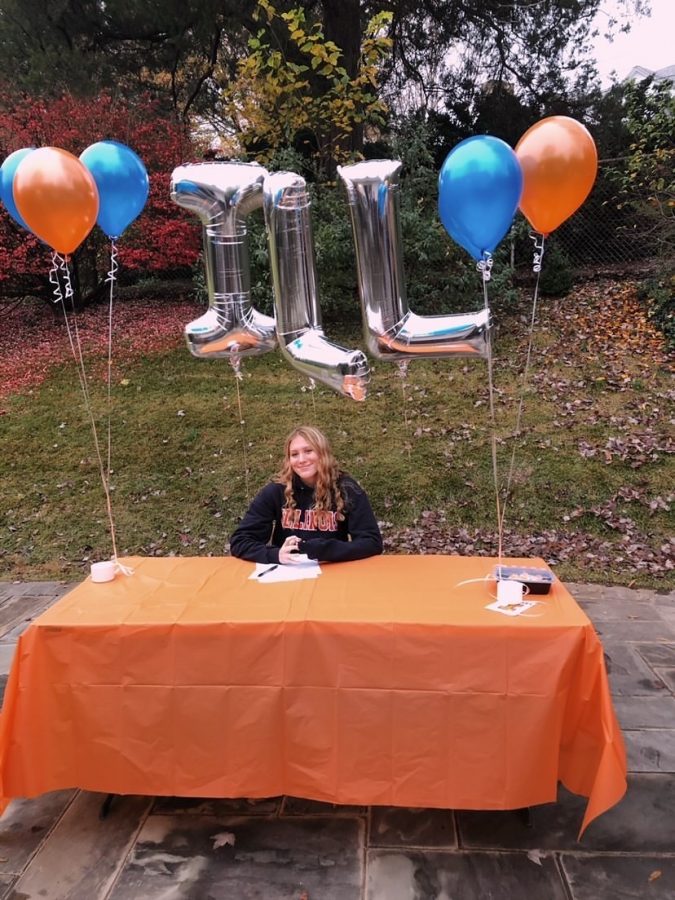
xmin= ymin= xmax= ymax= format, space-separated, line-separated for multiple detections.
xmin=216 ymin=1 xmax=392 ymax=168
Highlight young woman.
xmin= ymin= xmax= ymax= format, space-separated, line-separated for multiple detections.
xmin=230 ymin=425 xmax=383 ymax=564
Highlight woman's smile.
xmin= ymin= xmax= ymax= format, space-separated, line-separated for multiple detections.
xmin=289 ymin=436 xmax=319 ymax=485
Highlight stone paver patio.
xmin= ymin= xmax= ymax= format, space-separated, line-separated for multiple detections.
xmin=0 ymin=578 xmax=673 ymax=899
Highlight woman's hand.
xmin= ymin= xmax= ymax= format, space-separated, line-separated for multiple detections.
xmin=279 ymin=535 xmax=301 ymax=564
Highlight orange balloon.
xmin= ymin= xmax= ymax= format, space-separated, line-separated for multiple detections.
xmin=13 ymin=147 xmax=99 ymax=254
xmin=515 ymin=116 xmax=598 ymax=236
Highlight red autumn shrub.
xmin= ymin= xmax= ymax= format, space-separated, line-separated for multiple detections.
xmin=0 ymin=90 xmax=201 ymax=296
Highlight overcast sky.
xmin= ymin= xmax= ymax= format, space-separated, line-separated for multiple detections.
xmin=591 ymin=0 xmax=674 ymax=84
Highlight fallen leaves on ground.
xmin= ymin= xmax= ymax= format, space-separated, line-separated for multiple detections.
xmin=382 ymin=510 xmax=674 ymax=580
xmin=549 ymin=279 xmax=672 ymax=375
xmin=0 ymin=297 xmax=202 ymax=402
xmin=578 ymin=434 xmax=675 ymax=468
xmin=523 ymin=280 xmax=674 ymax=470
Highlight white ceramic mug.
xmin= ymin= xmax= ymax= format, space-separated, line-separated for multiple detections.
xmin=91 ymin=560 xmax=116 ymax=584
xmin=497 ymin=579 xmax=529 ymax=604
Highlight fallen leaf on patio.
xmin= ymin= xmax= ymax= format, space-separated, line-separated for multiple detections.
xmin=526 ymin=849 xmax=545 ymax=866
xmin=212 ymin=831 xmax=236 ymax=849
xmin=648 ymin=870 xmax=662 ymax=882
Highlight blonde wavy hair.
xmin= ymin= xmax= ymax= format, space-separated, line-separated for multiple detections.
xmin=275 ymin=425 xmax=346 ymax=520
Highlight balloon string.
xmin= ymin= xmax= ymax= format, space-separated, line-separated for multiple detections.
xmin=106 ymin=240 xmax=118 ymax=481
xmin=397 ymin=359 xmax=416 ymax=518
xmin=49 ymin=252 xmax=65 ymax=306
xmin=498 ymin=234 xmax=545 ymax=538
xmin=480 ymin=252 xmax=503 ymax=569
xmin=229 ymin=344 xmax=243 ymax=382
xmin=57 ymin=256 xmax=91 ymax=410
xmin=531 ymin=232 xmax=545 ymax=273
xmin=57 ymin=256 xmax=124 ymax=570
xmin=106 ymin=240 xmax=119 ymax=286
xmin=476 ymin=254 xmax=493 ymax=282
xmin=308 ymin=377 xmax=317 ymax=422
xmin=398 ymin=359 xmax=411 ymax=449
xmin=230 ymin=344 xmax=250 ymax=505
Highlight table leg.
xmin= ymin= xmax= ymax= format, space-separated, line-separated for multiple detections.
xmin=99 ymin=793 xmax=116 ymax=819
xmin=516 ymin=806 xmax=533 ymax=828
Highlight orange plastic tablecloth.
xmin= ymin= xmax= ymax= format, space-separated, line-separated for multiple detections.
xmin=0 ymin=555 xmax=626 ymax=835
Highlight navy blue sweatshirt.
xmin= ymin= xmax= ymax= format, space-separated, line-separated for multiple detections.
xmin=229 ymin=474 xmax=383 ymax=564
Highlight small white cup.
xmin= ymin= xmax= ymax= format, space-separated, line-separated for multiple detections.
xmin=497 ymin=579 xmax=528 ymax=604
xmin=91 ymin=560 xmax=116 ymax=584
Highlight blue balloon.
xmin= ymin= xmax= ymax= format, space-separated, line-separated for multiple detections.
xmin=1 ymin=148 xmax=36 ymax=232
xmin=80 ymin=140 xmax=149 ymax=239
xmin=438 ymin=135 xmax=523 ymax=261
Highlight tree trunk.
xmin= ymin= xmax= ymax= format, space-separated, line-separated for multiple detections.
xmin=322 ymin=0 xmax=363 ymax=166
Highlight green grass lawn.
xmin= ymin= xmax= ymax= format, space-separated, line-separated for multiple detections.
xmin=1 ymin=292 xmax=673 ymax=588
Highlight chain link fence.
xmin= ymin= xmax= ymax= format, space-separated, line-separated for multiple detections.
xmin=513 ymin=156 xmax=672 ymax=277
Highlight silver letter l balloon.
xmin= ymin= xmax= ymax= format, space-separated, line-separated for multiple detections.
xmin=262 ymin=171 xmax=370 ymax=401
xmin=338 ymin=160 xmax=490 ymax=361
xmin=170 ymin=162 xmax=276 ymax=359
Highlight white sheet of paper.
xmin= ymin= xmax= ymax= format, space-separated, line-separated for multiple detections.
xmin=249 ymin=561 xmax=322 ymax=583
xmin=485 ymin=599 xmax=538 ymax=617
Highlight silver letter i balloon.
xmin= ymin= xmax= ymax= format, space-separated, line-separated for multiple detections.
xmin=170 ymin=162 xmax=276 ymax=359
xmin=263 ymin=171 xmax=370 ymax=401
xmin=338 ymin=160 xmax=490 ymax=361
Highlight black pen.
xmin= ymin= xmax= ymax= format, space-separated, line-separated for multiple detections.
xmin=257 ymin=564 xmax=279 ymax=578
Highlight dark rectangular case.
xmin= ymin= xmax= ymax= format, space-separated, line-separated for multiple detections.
xmin=494 ymin=565 xmax=555 ymax=595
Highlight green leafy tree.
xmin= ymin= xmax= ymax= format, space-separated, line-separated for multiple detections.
xmin=620 ymin=77 xmax=674 ymax=258
xmin=216 ymin=0 xmax=391 ymax=173
xmin=0 ymin=1 xmax=651 ymax=129
xmin=618 ymin=76 xmax=675 ymax=347
xmin=375 ymin=0 xmax=649 ymax=118
xmin=0 ymin=0 xmax=254 ymax=120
